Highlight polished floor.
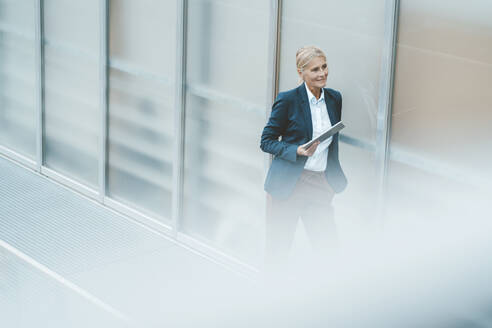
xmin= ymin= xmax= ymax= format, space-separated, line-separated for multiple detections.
xmin=0 ymin=156 xmax=247 ymax=327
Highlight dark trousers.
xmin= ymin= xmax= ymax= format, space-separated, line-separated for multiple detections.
xmin=265 ymin=170 xmax=337 ymax=271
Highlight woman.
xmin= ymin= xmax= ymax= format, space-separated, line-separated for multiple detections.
xmin=260 ymin=46 xmax=347 ymax=269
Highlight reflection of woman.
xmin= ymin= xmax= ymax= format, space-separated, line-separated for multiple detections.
xmin=260 ymin=46 xmax=347 ymax=269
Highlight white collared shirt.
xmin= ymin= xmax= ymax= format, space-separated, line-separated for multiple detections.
xmin=303 ymin=83 xmax=332 ymax=172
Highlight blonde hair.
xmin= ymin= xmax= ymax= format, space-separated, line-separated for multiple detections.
xmin=296 ymin=46 xmax=327 ymax=84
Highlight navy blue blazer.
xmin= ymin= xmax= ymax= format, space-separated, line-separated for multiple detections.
xmin=260 ymin=83 xmax=347 ymax=199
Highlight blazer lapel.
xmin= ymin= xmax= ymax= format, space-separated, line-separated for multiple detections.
xmin=324 ymin=88 xmax=337 ymax=125
xmin=297 ymin=84 xmax=313 ymax=140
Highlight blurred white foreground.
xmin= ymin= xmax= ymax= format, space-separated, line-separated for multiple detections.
xmin=193 ymin=187 xmax=492 ymax=328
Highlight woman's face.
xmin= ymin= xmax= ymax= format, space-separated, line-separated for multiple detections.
xmin=299 ymin=56 xmax=328 ymax=89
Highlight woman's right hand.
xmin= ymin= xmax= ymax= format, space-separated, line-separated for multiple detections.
xmin=297 ymin=140 xmax=320 ymax=157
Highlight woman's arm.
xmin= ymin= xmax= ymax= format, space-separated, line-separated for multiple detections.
xmin=260 ymin=93 xmax=318 ymax=162
xmin=260 ymin=93 xmax=299 ymax=163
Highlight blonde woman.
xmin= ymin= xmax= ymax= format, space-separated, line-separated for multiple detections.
xmin=260 ymin=46 xmax=347 ymax=269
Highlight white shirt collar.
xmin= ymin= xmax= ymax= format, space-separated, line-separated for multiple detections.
xmin=304 ymin=82 xmax=325 ymax=105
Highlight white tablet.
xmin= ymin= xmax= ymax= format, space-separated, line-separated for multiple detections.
xmin=301 ymin=121 xmax=345 ymax=150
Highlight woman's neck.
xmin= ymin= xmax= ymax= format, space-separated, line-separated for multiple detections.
xmin=307 ymin=84 xmax=321 ymax=100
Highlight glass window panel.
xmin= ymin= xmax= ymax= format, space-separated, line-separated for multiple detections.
xmin=107 ymin=0 xmax=176 ymax=220
xmin=279 ymin=0 xmax=387 ymax=229
xmin=182 ymin=0 xmax=269 ymax=264
xmin=43 ymin=0 xmax=100 ymax=187
xmin=279 ymin=0 xmax=386 ymax=144
xmin=385 ymin=160 xmax=489 ymax=229
xmin=388 ymin=0 xmax=492 ymax=221
xmin=0 ymin=0 xmax=37 ymax=158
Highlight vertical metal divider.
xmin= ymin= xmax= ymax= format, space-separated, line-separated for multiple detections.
xmin=270 ymin=0 xmax=282 ymax=102
xmin=375 ymin=0 xmax=400 ymax=226
xmin=35 ymin=0 xmax=44 ymax=172
xmin=172 ymin=0 xmax=188 ymax=237
xmin=99 ymin=0 xmax=109 ymax=203
xmin=266 ymin=0 xmax=283 ymax=162
xmin=262 ymin=0 xmax=282 ymax=261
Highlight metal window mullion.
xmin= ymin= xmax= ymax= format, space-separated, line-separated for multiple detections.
xmin=264 ymin=0 xmax=282 ymax=219
xmin=172 ymin=0 xmax=188 ymax=237
xmin=375 ymin=0 xmax=400 ymax=223
xmin=268 ymin=0 xmax=282 ymax=104
xmin=99 ymin=0 xmax=109 ymax=202
xmin=35 ymin=0 xmax=44 ymax=172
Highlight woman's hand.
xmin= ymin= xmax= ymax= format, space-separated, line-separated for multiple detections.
xmin=297 ymin=140 xmax=320 ymax=157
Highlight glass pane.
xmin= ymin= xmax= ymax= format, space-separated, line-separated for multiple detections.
xmin=182 ymin=0 xmax=269 ymax=263
xmin=279 ymin=0 xmax=386 ymax=145
xmin=43 ymin=0 xmax=100 ymax=187
xmin=279 ymin=0 xmax=387 ymax=230
xmin=385 ymin=161 xmax=487 ymax=228
xmin=388 ymin=0 xmax=492 ymax=221
xmin=107 ymin=0 xmax=176 ymax=220
xmin=0 ymin=0 xmax=37 ymax=158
